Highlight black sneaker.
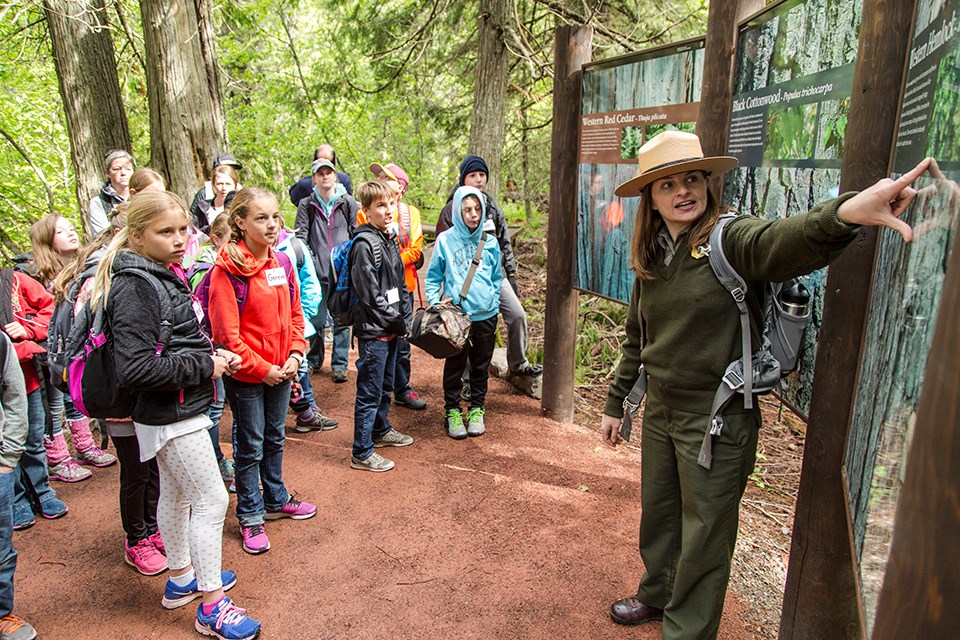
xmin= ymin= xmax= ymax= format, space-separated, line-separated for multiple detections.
xmin=295 ymin=411 xmax=339 ymax=432
xmin=511 ymin=363 xmax=543 ymax=376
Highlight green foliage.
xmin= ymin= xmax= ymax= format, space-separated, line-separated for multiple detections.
xmin=764 ymin=104 xmax=817 ymax=161
xmin=929 ymin=49 xmax=960 ymax=161
xmin=822 ymin=98 xmax=849 ymax=158
xmin=0 ymin=3 xmax=75 ymax=256
xmin=0 ymin=0 xmax=709 ymax=254
xmin=574 ymin=296 xmax=628 ymax=384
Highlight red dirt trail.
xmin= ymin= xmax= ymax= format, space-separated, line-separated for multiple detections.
xmin=13 ymin=346 xmax=761 ymax=639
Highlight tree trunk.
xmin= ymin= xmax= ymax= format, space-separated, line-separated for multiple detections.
xmin=139 ymin=0 xmax=227 ymax=201
xmin=468 ymin=0 xmax=511 ymax=200
xmin=43 ymin=0 xmax=130 ymax=236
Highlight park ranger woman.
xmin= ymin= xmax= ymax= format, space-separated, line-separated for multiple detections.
xmin=600 ymin=131 xmax=929 ymax=640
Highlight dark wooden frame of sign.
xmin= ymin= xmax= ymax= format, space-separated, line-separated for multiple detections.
xmin=541 ymin=25 xmax=593 ymax=423
xmin=779 ymin=0 xmax=920 ymax=638
xmin=870 ymin=209 xmax=960 ymax=639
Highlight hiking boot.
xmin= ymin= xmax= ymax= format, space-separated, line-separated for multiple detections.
xmin=265 ymin=496 xmax=317 ymax=521
xmin=125 ymin=538 xmax=168 ymax=576
xmin=446 ymin=409 xmax=467 ymax=440
xmin=195 ymin=597 xmax=261 ymax=640
xmin=350 ymin=452 xmax=395 ymax=472
xmin=76 ymin=444 xmax=118 ymax=468
xmin=240 ymin=524 xmax=270 ymax=555
xmin=219 ymin=459 xmax=235 ymax=482
xmin=39 ymin=497 xmax=68 ymax=520
xmin=394 ymin=389 xmax=426 ymax=410
xmin=332 ymin=369 xmax=348 ymax=383
xmin=48 ymin=458 xmax=92 ymax=483
xmin=294 ymin=411 xmax=338 ymax=432
xmin=460 ymin=383 xmax=471 ymax=402
xmin=162 ymin=570 xmax=237 ymax=609
xmin=373 ymin=429 xmax=413 ymax=448
xmin=0 ymin=614 xmax=37 ymax=640
xmin=149 ymin=530 xmax=166 ymax=555
xmin=511 ymin=363 xmax=543 ymax=376
xmin=466 ymin=407 xmax=486 ymax=437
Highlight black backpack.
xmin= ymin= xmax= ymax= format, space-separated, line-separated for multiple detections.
xmin=47 ymin=265 xmax=98 ymax=393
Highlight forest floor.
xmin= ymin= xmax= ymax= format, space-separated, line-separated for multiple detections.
xmin=12 ymin=233 xmax=802 ymax=639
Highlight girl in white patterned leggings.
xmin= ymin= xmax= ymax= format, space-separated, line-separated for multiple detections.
xmin=90 ymin=191 xmax=261 ymax=640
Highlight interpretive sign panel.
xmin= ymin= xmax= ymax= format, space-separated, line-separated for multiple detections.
xmin=725 ymin=0 xmax=863 ymax=417
xmin=845 ymin=0 xmax=960 ymax=633
xmin=576 ymin=39 xmax=704 ymax=303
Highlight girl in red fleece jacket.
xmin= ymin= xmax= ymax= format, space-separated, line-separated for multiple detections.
xmin=208 ymin=187 xmax=317 ymax=556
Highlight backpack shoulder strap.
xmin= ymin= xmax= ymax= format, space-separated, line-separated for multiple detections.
xmin=274 ymin=250 xmax=297 ymax=304
xmin=707 ymin=212 xmax=754 ymax=405
xmin=0 ymin=269 xmax=15 ymax=327
xmin=121 ymin=268 xmax=175 ymax=353
xmin=353 ymin=230 xmax=382 ymax=270
xmin=290 ymin=237 xmax=305 ymax=271
xmin=458 ymin=233 xmax=488 ymax=301
xmin=0 ymin=332 xmax=9 ymax=390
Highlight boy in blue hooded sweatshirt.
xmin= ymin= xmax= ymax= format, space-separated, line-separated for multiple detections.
xmin=425 ymin=186 xmax=502 ymax=439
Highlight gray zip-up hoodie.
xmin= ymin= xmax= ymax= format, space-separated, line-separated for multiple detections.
xmin=0 ymin=333 xmax=29 ymax=469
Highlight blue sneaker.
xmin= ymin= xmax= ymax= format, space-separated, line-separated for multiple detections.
xmin=195 ymin=597 xmax=261 ymax=640
xmin=162 ymin=570 xmax=237 ymax=609
xmin=39 ymin=496 xmax=68 ymax=520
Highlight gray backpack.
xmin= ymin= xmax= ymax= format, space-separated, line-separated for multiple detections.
xmin=620 ymin=213 xmax=811 ymax=470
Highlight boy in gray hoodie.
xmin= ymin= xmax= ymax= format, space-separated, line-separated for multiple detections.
xmin=0 ymin=333 xmax=37 ymax=640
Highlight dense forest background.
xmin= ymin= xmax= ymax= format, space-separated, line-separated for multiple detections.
xmin=0 ymin=0 xmax=708 ymax=256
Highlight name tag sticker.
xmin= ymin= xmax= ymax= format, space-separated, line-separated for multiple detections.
xmin=483 ymin=219 xmax=495 ymax=232
xmin=191 ymin=298 xmax=205 ymax=323
xmin=265 ymin=267 xmax=287 ymax=287
xmin=386 ymin=287 xmax=400 ymax=304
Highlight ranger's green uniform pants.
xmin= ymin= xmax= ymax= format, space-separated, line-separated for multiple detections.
xmin=635 ymin=386 xmax=761 ymax=640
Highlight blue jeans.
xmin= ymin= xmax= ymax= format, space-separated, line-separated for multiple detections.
xmin=0 ymin=469 xmax=18 ymax=617
xmin=393 ymin=292 xmax=414 ymax=397
xmin=224 ymin=379 xmax=290 ymax=527
xmin=206 ymin=377 xmax=226 ymax=462
xmin=13 ymin=390 xmax=58 ymax=523
xmin=352 ymin=338 xmax=397 ymax=460
xmin=308 ymin=283 xmax=350 ymax=371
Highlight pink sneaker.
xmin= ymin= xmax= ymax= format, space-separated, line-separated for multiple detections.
xmin=148 ymin=530 xmax=165 ymax=556
xmin=264 ymin=496 xmax=317 ymax=521
xmin=125 ymin=538 xmax=168 ymax=576
xmin=241 ymin=524 xmax=270 ymax=555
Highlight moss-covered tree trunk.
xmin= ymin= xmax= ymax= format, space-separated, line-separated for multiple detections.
xmin=468 ymin=0 xmax=510 ymax=200
xmin=139 ymin=0 xmax=227 ymax=201
xmin=43 ymin=0 xmax=130 ymax=236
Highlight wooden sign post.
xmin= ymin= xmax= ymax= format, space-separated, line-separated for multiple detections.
xmin=541 ymin=25 xmax=592 ymax=423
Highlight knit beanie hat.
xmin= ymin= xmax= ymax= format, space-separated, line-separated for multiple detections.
xmin=458 ymin=155 xmax=489 ymax=186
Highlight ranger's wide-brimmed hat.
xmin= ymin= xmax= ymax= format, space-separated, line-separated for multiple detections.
xmin=614 ymin=131 xmax=738 ymax=197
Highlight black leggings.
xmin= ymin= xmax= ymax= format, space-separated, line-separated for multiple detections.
xmin=443 ymin=316 xmax=498 ymax=410
xmin=111 ymin=435 xmax=160 ymax=545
